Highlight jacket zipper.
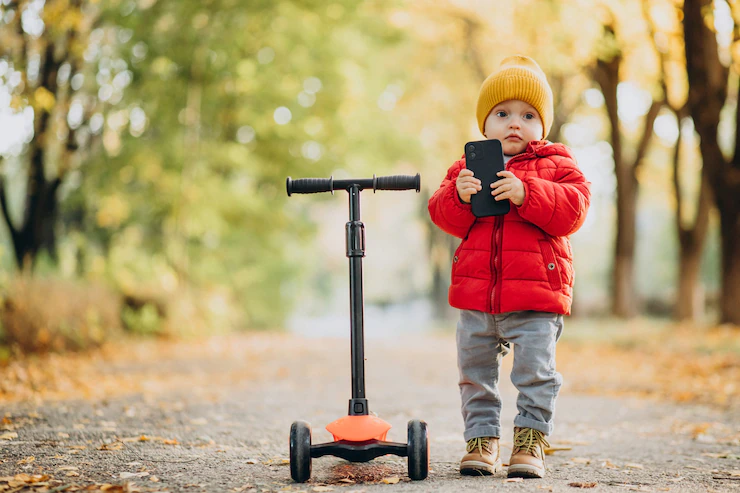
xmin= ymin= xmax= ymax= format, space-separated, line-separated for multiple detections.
xmin=488 ymin=219 xmax=496 ymax=313
xmin=494 ymin=216 xmax=503 ymax=313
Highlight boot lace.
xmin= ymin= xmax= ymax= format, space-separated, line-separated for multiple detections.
xmin=466 ymin=436 xmax=493 ymax=455
xmin=513 ymin=428 xmax=550 ymax=459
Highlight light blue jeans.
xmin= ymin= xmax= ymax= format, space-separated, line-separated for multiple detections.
xmin=456 ymin=310 xmax=564 ymax=440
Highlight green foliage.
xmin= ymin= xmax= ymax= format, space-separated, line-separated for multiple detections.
xmin=58 ymin=0 xmax=420 ymax=328
xmin=121 ymin=303 xmax=163 ymax=336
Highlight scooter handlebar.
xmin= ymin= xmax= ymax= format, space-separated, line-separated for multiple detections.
xmin=286 ymin=174 xmax=420 ymax=196
xmin=286 ymin=177 xmax=333 ymax=196
xmin=374 ymin=174 xmax=420 ymax=192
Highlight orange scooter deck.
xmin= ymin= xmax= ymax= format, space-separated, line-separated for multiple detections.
xmin=326 ymin=415 xmax=392 ymax=442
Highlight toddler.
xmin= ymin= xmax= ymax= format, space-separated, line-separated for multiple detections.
xmin=428 ymin=55 xmax=591 ymax=479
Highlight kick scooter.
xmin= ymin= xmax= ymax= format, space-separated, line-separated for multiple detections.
xmin=285 ymin=174 xmax=429 ymax=483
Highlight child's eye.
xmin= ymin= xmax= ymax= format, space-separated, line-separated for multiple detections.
xmin=524 ymin=113 xmax=535 ymax=120
xmin=496 ymin=111 xmax=507 ymax=117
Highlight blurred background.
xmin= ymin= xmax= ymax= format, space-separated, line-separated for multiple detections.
xmin=0 ymin=0 xmax=739 ymax=357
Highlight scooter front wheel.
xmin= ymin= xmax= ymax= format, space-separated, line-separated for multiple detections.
xmin=407 ymin=419 xmax=429 ymax=480
xmin=290 ymin=421 xmax=312 ymax=482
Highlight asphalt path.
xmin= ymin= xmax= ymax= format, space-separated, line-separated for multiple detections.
xmin=1 ymin=333 xmax=739 ymax=492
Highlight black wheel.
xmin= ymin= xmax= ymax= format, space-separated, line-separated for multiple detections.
xmin=407 ymin=419 xmax=429 ymax=480
xmin=290 ymin=421 xmax=312 ymax=482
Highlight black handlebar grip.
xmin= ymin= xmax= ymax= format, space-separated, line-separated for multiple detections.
xmin=374 ymin=173 xmax=421 ymax=192
xmin=286 ymin=177 xmax=334 ymax=196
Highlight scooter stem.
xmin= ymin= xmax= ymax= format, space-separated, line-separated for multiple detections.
xmin=346 ymin=184 xmax=368 ymax=416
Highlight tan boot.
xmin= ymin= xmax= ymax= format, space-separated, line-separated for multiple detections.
xmin=507 ymin=427 xmax=550 ymax=478
xmin=460 ymin=436 xmax=502 ymax=476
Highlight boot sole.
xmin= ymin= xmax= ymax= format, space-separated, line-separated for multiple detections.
xmin=507 ymin=463 xmax=544 ymax=479
xmin=460 ymin=459 xmax=502 ymax=476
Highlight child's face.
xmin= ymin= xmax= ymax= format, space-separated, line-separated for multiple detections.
xmin=483 ymin=100 xmax=544 ymax=155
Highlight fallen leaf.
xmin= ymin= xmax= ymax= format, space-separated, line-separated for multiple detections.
xmin=568 ymin=482 xmax=597 ymax=488
xmin=505 ymin=478 xmax=523 ymax=482
xmin=245 ymin=458 xmax=258 ymax=464
xmin=338 ymin=479 xmax=355 ymax=483
xmin=537 ymin=486 xmax=553 ymax=492
xmin=0 ymin=432 xmax=18 ymax=440
xmin=98 ymin=442 xmax=124 ymax=451
xmin=312 ymin=487 xmax=334 ymax=492
xmin=163 ymin=438 xmax=179 ymax=445
xmin=545 ymin=446 xmax=573 ymax=455
xmin=601 ymin=460 xmax=619 ymax=469
xmin=16 ymin=456 xmax=35 ymax=465
xmin=703 ymin=452 xmax=740 ymax=459
xmin=101 ymin=485 xmax=124 ymax=491
xmin=120 ymin=472 xmax=149 ymax=479
xmin=381 ymin=477 xmax=400 ymax=484
xmin=571 ymin=457 xmax=592 ymax=464
xmin=150 ymin=476 xmax=160 ymax=482
xmin=625 ymin=463 xmax=645 ymax=469
xmin=66 ymin=471 xmax=80 ymax=477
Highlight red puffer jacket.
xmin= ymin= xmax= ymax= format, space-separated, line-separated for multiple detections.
xmin=428 ymin=140 xmax=591 ymax=315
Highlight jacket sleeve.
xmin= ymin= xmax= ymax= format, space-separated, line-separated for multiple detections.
xmin=516 ymin=157 xmax=591 ymax=237
xmin=428 ymin=159 xmax=476 ymax=239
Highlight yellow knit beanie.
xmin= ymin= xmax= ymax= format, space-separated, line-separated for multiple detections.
xmin=476 ymin=55 xmax=553 ymax=139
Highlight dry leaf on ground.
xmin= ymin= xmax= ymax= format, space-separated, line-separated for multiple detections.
xmin=568 ymin=482 xmax=597 ymax=488
xmin=571 ymin=457 xmax=592 ymax=464
xmin=98 ymin=441 xmax=124 ymax=450
xmin=545 ymin=446 xmax=573 ymax=455
xmin=381 ymin=477 xmax=400 ymax=484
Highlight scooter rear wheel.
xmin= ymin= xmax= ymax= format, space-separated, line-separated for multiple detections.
xmin=290 ymin=421 xmax=312 ymax=482
xmin=407 ymin=419 xmax=429 ymax=480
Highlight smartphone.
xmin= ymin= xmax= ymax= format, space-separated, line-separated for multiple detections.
xmin=464 ymin=139 xmax=510 ymax=217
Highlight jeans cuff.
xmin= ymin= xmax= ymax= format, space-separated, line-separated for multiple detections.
xmin=464 ymin=425 xmax=501 ymax=441
xmin=513 ymin=415 xmax=552 ymax=435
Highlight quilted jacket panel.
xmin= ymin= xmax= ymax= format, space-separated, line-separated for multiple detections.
xmin=428 ymin=140 xmax=591 ymax=315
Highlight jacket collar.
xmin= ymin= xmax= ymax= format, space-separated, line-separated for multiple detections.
xmin=508 ymin=140 xmax=576 ymax=163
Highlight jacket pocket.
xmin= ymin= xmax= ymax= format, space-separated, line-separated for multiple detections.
xmin=451 ymin=243 xmax=463 ymax=279
xmin=538 ymin=240 xmax=562 ymax=291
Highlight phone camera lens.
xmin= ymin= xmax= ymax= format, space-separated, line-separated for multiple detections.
xmin=470 ymin=152 xmax=477 ymax=159
xmin=467 ymin=145 xmax=475 ymax=152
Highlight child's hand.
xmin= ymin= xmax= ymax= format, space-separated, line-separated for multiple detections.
xmin=491 ymin=171 xmax=525 ymax=206
xmin=456 ymin=169 xmax=481 ymax=204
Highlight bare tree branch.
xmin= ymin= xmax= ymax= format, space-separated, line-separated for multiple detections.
xmin=632 ymin=100 xmax=663 ymax=173
xmin=0 ymin=176 xmax=18 ymax=239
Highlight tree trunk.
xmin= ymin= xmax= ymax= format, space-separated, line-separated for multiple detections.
xmin=683 ymin=0 xmax=740 ymax=326
xmin=718 ymin=205 xmax=740 ymax=324
xmin=676 ymin=241 xmax=704 ymax=320
xmin=594 ymin=36 xmax=637 ymax=318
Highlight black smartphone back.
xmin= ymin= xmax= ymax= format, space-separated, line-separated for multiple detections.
xmin=464 ymin=139 xmax=510 ymax=217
